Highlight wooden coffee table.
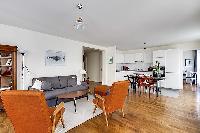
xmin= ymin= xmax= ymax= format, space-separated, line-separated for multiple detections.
xmin=57 ymin=89 xmax=89 ymax=112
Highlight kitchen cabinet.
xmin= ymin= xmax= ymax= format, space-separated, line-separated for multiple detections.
xmin=143 ymin=51 xmax=153 ymax=63
xmin=116 ymin=53 xmax=124 ymax=63
xmin=124 ymin=53 xmax=143 ymax=63
xmin=153 ymin=50 xmax=166 ymax=66
xmin=135 ymin=53 xmax=143 ymax=62
xmin=124 ymin=54 xmax=135 ymax=63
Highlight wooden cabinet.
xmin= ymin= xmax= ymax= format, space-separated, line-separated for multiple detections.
xmin=0 ymin=44 xmax=17 ymax=90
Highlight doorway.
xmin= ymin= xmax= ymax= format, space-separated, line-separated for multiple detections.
xmin=183 ymin=50 xmax=198 ymax=88
xmin=83 ymin=47 xmax=103 ymax=84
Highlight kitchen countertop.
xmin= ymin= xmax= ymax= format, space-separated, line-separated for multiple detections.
xmin=116 ymin=70 xmax=153 ymax=72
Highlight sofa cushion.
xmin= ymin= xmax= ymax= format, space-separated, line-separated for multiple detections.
xmin=67 ymin=75 xmax=77 ymax=87
xmin=44 ymin=89 xmax=68 ymax=100
xmin=41 ymin=81 xmax=53 ymax=91
xmin=64 ymin=85 xmax=87 ymax=92
xmin=58 ymin=76 xmax=68 ymax=88
xmin=33 ymin=77 xmax=61 ymax=89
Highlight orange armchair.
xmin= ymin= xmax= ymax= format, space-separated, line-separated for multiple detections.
xmin=0 ymin=90 xmax=65 ymax=133
xmin=93 ymin=80 xmax=130 ymax=126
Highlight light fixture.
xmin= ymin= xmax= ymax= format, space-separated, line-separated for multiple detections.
xmin=74 ymin=17 xmax=85 ymax=30
xmin=74 ymin=3 xmax=85 ymax=30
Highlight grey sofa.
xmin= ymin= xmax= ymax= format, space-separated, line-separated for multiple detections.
xmin=31 ymin=75 xmax=88 ymax=107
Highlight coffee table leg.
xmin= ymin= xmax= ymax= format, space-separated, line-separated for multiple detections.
xmin=73 ymin=98 xmax=77 ymax=112
xmin=87 ymin=93 xmax=89 ymax=101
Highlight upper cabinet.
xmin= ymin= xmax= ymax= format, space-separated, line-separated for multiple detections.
xmin=135 ymin=53 xmax=143 ymax=62
xmin=124 ymin=53 xmax=143 ymax=63
xmin=143 ymin=51 xmax=152 ymax=63
xmin=124 ymin=54 xmax=135 ymax=63
xmin=116 ymin=51 xmax=152 ymax=64
xmin=116 ymin=53 xmax=124 ymax=63
xmin=153 ymin=50 xmax=166 ymax=66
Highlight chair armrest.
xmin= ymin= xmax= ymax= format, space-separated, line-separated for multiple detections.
xmin=53 ymin=102 xmax=65 ymax=117
xmin=95 ymin=94 xmax=105 ymax=102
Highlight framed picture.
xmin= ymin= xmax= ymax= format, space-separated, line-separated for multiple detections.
xmin=45 ymin=50 xmax=65 ymax=66
xmin=185 ymin=59 xmax=192 ymax=66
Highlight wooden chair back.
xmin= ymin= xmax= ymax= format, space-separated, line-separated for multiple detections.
xmin=105 ymin=80 xmax=130 ymax=113
xmin=1 ymin=90 xmax=52 ymax=133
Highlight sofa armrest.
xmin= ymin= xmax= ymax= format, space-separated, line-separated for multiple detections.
xmin=28 ymin=86 xmax=32 ymax=90
xmin=81 ymin=81 xmax=88 ymax=87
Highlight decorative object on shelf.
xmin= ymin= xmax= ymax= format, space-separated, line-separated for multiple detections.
xmin=5 ymin=59 xmax=12 ymax=66
xmin=185 ymin=59 xmax=192 ymax=66
xmin=74 ymin=3 xmax=85 ymax=30
xmin=108 ymin=56 xmax=113 ymax=64
xmin=45 ymin=50 xmax=65 ymax=66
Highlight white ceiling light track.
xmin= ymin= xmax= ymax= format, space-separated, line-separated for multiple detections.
xmin=74 ymin=3 xmax=85 ymax=30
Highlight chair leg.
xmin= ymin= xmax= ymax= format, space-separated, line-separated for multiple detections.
xmin=61 ymin=117 xmax=65 ymax=128
xmin=149 ymin=87 xmax=150 ymax=98
xmin=121 ymin=108 xmax=125 ymax=117
xmin=93 ymin=105 xmax=97 ymax=114
xmin=104 ymin=111 xmax=109 ymax=126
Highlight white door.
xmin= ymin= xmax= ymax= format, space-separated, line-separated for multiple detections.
xmin=165 ymin=49 xmax=183 ymax=89
xmin=197 ymin=50 xmax=200 ymax=86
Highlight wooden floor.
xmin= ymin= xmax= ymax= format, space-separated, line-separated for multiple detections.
xmin=69 ymin=84 xmax=200 ymax=133
xmin=0 ymin=84 xmax=200 ymax=133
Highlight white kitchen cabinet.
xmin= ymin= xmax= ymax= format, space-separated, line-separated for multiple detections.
xmin=153 ymin=50 xmax=166 ymax=66
xmin=124 ymin=53 xmax=143 ymax=63
xmin=143 ymin=51 xmax=153 ymax=63
xmin=124 ymin=54 xmax=135 ymax=63
xmin=116 ymin=53 xmax=124 ymax=63
xmin=135 ymin=53 xmax=143 ymax=62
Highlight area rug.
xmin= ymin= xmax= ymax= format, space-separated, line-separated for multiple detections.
xmin=55 ymin=94 xmax=102 ymax=133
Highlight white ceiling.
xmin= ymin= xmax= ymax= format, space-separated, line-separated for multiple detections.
xmin=0 ymin=0 xmax=200 ymax=50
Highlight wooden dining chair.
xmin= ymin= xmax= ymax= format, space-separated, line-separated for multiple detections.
xmin=1 ymin=90 xmax=65 ymax=133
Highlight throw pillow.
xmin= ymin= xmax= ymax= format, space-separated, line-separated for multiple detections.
xmin=31 ymin=79 xmax=42 ymax=90
xmin=41 ymin=81 xmax=53 ymax=91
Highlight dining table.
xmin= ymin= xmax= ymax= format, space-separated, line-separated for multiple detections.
xmin=124 ymin=74 xmax=165 ymax=97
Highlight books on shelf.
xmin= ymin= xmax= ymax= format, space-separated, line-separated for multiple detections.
xmin=0 ymin=87 xmax=11 ymax=91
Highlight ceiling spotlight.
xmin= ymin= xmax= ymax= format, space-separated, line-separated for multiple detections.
xmin=77 ymin=3 xmax=83 ymax=9
xmin=74 ymin=17 xmax=84 ymax=30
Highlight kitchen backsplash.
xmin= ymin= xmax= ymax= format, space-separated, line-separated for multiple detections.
xmin=116 ymin=62 xmax=152 ymax=71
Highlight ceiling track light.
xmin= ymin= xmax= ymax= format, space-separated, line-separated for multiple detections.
xmin=74 ymin=3 xmax=85 ymax=30
xmin=77 ymin=3 xmax=83 ymax=9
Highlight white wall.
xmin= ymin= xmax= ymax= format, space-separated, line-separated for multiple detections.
xmin=105 ymin=46 xmax=116 ymax=85
xmin=0 ymin=24 xmax=110 ymax=89
xmin=85 ymin=50 xmax=102 ymax=82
